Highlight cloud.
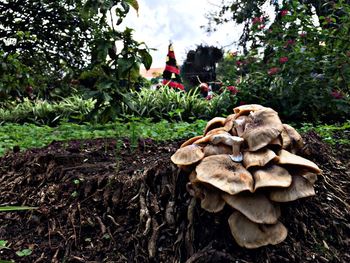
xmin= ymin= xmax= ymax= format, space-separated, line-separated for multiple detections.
xmin=118 ymin=0 xmax=242 ymax=68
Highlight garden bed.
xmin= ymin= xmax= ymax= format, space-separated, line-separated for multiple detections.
xmin=0 ymin=132 xmax=349 ymax=262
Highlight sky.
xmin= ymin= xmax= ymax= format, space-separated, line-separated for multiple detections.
xmin=117 ymin=0 xmax=243 ymax=68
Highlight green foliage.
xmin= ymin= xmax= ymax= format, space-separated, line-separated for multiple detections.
xmin=0 ymin=206 xmax=37 ymax=212
xmin=121 ymin=86 xmax=240 ymax=121
xmin=0 ymin=0 xmax=152 ymax=110
xmin=0 ymin=241 xmax=9 ymax=250
xmin=298 ymin=120 xmax=350 ymax=145
xmin=215 ymin=1 xmax=350 ymax=123
xmin=0 ymin=119 xmax=207 ymax=156
xmin=0 ymin=96 xmax=95 ymax=125
xmin=15 ymin=249 xmax=32 ymax=257
xmin=123 ymin=87 xmax=208 ymax=121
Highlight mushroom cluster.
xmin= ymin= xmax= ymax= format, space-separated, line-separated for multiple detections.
xmin=171 ymin=104 xmax=321 ymax=249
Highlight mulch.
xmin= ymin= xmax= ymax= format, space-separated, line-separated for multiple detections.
xmin=0 ymin=132 xmax=349 ymax=263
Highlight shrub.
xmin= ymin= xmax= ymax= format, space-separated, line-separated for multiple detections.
xmin=0 ymin=95 xmax=95 ymax=125
xmin=216 ymin=1 xmax=350 ymax=123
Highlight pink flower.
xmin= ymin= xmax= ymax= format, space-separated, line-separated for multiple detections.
xmin=279 ymin=56 xmax=288 ymax=64
xmin=206 ymin=94 xmax=213 ymax=100
xmin=252 ymin=17 xmax=263 ymax=25
xmin=299 ymin=32 xmax=307 ymax=38
xmin=268 ymin=67 xmax=280 ymax=75
xmin=280 ymin=10 xmax=288 ymax=17
xmin=284 ymin=39 xmax=295 ymax=48
xmin=259 ymin=24 xmax=265 ymax=30
xmin=331 ymin=90 xmax=343 ymax=99
xmin=230 ymin=51 xmax=238 ymax=57
xmin=227 ymin=86 xmax=238 ymax=95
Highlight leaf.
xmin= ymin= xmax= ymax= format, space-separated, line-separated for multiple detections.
xmin=0 ymin=206 xmax=38 ymax=212
xmin=117 ymin=57 xmax=135 ymax=76
xmin=16 ymin=248 xmax=32 ymax=257
xmin=125 ymin=0 xmax=139 ymax=15
xmin=138 ymin=49 xmax=152 ymax=70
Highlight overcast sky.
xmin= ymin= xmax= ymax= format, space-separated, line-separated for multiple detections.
xmin=118 ymin=0 xmax=243 ymax=68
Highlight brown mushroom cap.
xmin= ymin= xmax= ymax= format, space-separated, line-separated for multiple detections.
xmin=196 ymin=154 xmax=254 ymax=195
xmin=187 ymin=172 xmax=225 ymax=213
xmin=233 ymin=115 xmax=248 ymax=137
xmin=243 ymin=148 xmax=279 ymax=169
xmin=204 ymin=117 xmax=227 ymax=135
xmin=242 ymin=108 xmax=284 ymax=151
xmin=268 ymin=136 xmax=283 ymax=151
xmin=180 ymin=135 xmax=204 ymax=148
xmin=252 ymin=165 xmax=292 ymax=191
xmin=269 ymin=175 xmax=316 ymax=202
xmin=228 ymin=211 xmax=288 ymax=249
xmin=282 ymin=124 xmax=304 ymax=153
xmin=223 ymin=192 xmax=281 ymax=224
xmin=223 ymin=114 xmax=237 ymax=133
xmin=171 ymin=144 xmax=205 ymax=166
xmin=194 ymin=131 xmax=231 ymax=145
xmin=200 ymin=184 xmax=226 ymax=213
xmin=203 ymin=144 xmax=232 ymax=156
xmin=233 ymin=104 xmax=267 ymax=118
xmin=277 ymin=149 xmax=321 ymax=174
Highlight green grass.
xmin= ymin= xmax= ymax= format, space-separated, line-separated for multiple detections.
xmin=1 ymin=119 xmax=349 ymax=157
xmin=0 ymin=119 xmax=207 ymax=156
xmin=297 ymin=120 xmax=350 ymax=145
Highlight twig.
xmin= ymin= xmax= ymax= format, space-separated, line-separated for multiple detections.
xmin=139 ymin=182 xmax=151 ymax=235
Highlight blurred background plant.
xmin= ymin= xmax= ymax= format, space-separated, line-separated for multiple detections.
xmin=212 ymin=0 xmax=350 ymax=123
xmin=1 ymin=0 xmax=349 ymax=126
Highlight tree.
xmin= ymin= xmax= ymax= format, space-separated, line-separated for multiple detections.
xmin=0 ymin=0 xmax=152 ymax=106
xmin=211 ymin=0 xmax=350 ymax=122
xmin=206 ymin=0 xmax=350 ymax=52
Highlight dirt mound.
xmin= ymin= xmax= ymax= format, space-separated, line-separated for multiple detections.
xmin=0 ymin=133 xmax=349 ymax=262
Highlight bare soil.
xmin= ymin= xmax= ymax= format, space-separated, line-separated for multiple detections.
xmin=0 ymin=132 xmax=349 ymax=263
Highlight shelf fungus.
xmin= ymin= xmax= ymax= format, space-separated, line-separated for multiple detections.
xmin=170 ymin=104 xmax=322 ymax=248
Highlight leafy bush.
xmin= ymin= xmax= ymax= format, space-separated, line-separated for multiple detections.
xmin=122 ymin=86 xmax=239 ymax=121
xmin=0 ymin=95 xmax=95 ymax=125
xmin=122 ymin=87 xmax=208 ymax=121
xmin=216 ymin=0 xmax=350 ymax=123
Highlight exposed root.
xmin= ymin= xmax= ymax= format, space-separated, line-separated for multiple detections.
xmin=185 ymin=197 xmax=197 ymax=257
xmin=139 ymin=178 xmax=152 ymax=236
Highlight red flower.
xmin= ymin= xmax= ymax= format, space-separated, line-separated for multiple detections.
xmin=239 ymin=101 xmax=246 ymax=105
xmin=252 ymin=17 xmax=263 ymax=25
xmin=206 ymin=94 xmax=213 ymax=100
xmin=280 ymin=10 xmax=288 ymax=17
xmin=299 ymin=32 xmax=307 ymax=38
xmin=284 ymin=39 xmax=295 ymax=48
xmin=227 ymin=86 xmax=238 ymax=95
xmin=259 ymin=24 xmax=265 ymax=30
xmin=331 ymin=90 xmax=343 ymax=99
xmin=199 ymin=83 xmax=209 ymax=92
xmin=279 ymin=57 xmax=288 ymax=64
xmin=236 ymin=60 xmax=243 ymax=67
xmin=25 ymin=86 xmax=33 ymax=94
xmin=268 ymin=67 xmax=280 ymax=75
